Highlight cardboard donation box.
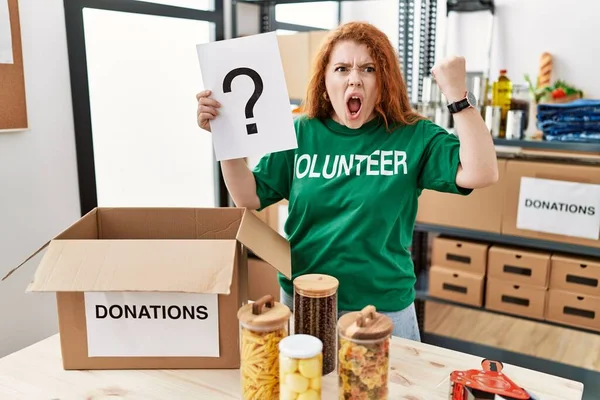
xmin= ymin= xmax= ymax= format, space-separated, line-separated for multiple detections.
xmin=4 ymin=207 xmax=291 ymax=370
xmin=502 ymin=160 xmax=600 ymax=248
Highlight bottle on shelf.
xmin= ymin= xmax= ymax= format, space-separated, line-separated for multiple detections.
xmin=492 ymin=69 xmax=513 ymax=138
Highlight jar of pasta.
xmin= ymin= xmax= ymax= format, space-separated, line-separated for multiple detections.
xmin=237 ymin=294 xmax=291 ymax=400
xmin=337 ymin=305 xmax=393 ymax=400
xmin=279 ymin=334 xmax=323 ymax=400
xmin=293 ymin=274 xmax=339 ymax=375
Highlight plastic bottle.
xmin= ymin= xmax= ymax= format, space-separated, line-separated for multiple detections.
xmin=492 ymin=69 xmax=513 ymax=138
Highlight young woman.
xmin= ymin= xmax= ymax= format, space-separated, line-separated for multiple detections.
xmin=196 ymin=22 xmax=498 ymax=341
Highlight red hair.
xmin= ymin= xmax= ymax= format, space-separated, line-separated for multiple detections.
xmin=302 ymin=22 xmax=423 ymax=131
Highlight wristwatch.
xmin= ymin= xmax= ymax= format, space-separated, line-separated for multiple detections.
xmin=447 ymin=91 xmax=477 ymax=114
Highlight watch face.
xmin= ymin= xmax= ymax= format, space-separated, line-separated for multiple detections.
xmin=467 ymin=91 xmax=477 ymax=107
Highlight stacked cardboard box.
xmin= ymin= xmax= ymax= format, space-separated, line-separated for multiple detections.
xmin=546 ymin=254 xmax=600 ymax=332
xmin=427 ymin=234 xmax=600 ymax=333
xmin=485 ymin=246 xmax=551 ymax=320
xmin=428 ymin=237 xmax=489 ymax=307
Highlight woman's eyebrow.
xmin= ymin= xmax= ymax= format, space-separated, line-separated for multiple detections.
xmin=333 ymin=61 xmax=376 ymax=67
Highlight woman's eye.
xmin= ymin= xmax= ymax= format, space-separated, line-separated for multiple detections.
xmin=365 ymin=67 xmax=375 ymax=73
xmin=335 ymin=66 xmax=347 ymax=72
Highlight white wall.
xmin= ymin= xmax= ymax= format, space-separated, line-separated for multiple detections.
xmin=440 ymin=0 xmax=600 ymax=97
xmin=0 ymin=0 xmax=80 ymax=357
xmin=341 ymin=0 xmax=399 ymax=50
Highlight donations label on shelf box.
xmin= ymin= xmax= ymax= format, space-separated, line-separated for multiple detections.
xmin=516 ymin=177 xmax=600 ymax=240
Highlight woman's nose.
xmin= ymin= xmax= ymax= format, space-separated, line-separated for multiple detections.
xmin=348 ymin=72 xmax=362 ymax=86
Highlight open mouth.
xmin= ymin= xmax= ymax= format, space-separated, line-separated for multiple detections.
xmin=346 ymin=95 xmax=362 ymax=119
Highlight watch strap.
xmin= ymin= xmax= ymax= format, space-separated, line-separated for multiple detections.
xmin=447 ymin=97 xmax=471 ymax=114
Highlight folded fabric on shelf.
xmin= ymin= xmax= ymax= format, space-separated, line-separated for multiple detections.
xmin=536 ymin=99 xmax=600 ymax=143
xmin=545 ymin=132 xmax=600 ymax=143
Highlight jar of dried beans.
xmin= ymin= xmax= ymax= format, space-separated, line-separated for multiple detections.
xmin=237 ymin=294 xmax=291 ymax=400
xmin=337 ymin=305 xmax=393 ymax=400
xmin=293 ymin=274 xmax=339 ymax=375
xmin=278 ymin=334 xmax=323 ymax=400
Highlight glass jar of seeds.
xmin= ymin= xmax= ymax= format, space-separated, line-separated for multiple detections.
xmin=237 ymin=294 xmax=291 ymax=400
xmin=279 ymin=334 xmax=323 ymax=400
xmin=293 ymin=274 xmax=339 ymax=375
xmin=337 ymin=305 xmax=393 ymax=400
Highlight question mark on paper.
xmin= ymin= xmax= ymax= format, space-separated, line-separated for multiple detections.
xmin=223 ymin=67 xmax=264 ymax=135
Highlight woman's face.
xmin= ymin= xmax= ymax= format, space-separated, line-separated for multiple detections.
xmin=324 ymin=40 xmax=379 ymax=129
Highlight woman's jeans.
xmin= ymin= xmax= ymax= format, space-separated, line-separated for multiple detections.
xmin=279 ymin=288 xmax=421 ymax=342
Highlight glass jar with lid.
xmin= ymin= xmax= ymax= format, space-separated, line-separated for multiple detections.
xmin=237 ymin=294 xmax=291 ymax=400
xmin=279 ymin=334 xmax=323 ymax=400
xmin=337 ymin=305 xmax=393 ymax=400
xmin=293 ymin=274 xmax=339 ymax=375
xmin=510 ymin=84 xmax=533 ymax=134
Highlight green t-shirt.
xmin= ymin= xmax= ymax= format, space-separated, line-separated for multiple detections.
xmin=252 ymin=114 xmax=471 ymax=312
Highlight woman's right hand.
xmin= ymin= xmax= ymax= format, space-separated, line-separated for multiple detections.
xmin=196 ymin=90 xmax=221 ymax=132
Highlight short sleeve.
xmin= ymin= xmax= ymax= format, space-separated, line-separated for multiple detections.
xmin=252 ymin=149 xmax=295 ymax=211
xmin=417 ymin=120 xmax=473 ymax=196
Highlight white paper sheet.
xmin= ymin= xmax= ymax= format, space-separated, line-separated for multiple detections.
xmin=196 ymin=32 xmax=298 ymax=161
xmin=0 ymin=0 xmax=13 ymax=64
xmin=84 ymin=292 xmax=220 ymax=357
xmin=516 ymin=177 xmax=600 ymax=240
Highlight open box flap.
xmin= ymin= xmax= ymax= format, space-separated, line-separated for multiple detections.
xmin=26 ymin=239 xmax=237 ymax=294
xmin=2 ymin=208 xmax=100 ymax=282
xmin=236 ymin=209 xmax=291 ymax=279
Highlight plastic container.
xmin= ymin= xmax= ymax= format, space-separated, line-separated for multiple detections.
xmin=279 ymin=334 xmax=323 ymax=400
xmin=237 ymin=294 xmax=291 ymax=400
xmin=293 ymin=274 xmax=339 ymax=375
xmin=337 ymin=305 xmax=393 ymax=400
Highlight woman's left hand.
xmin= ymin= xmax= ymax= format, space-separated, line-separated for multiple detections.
xmin=431 ymin=56 xmax=468 ymax=103
xmin=432 ymin=56 xmax=499 ymax=189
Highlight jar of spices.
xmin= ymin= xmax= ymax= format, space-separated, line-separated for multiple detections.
xmin=337 ymin=305 xmax=393 ymax=400
xmin=293 ymin=274 xmax=339 ymax=375
xmin=279 ymin=334 xmax=323 ymax=400
xmin=237 ymin=294 xmax=291 ymax=400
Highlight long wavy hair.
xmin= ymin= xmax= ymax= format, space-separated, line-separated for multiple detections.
xmin=302 ymin=22 xmax=424 ymax=131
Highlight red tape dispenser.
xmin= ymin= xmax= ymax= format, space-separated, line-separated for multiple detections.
xmin=450 ymin=359 xmax=538 ymax=400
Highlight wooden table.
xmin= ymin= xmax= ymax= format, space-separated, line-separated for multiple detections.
xmin=0 ymin=334 xmax=583 ymax=399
